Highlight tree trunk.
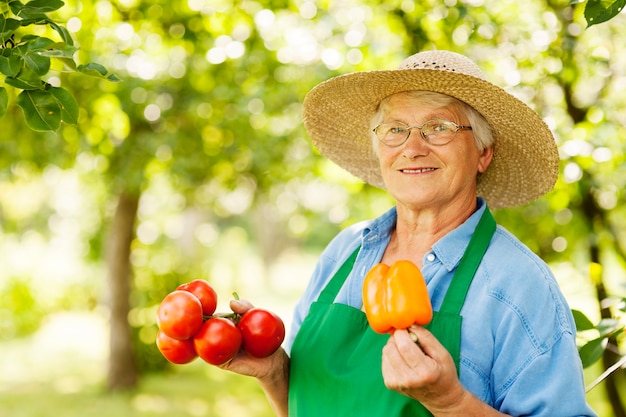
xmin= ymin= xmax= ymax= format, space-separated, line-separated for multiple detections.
xmin=106 ymin=191 xmax=140 ymax=391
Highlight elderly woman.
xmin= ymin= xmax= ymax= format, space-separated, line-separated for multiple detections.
xmin=224 ymin=50 xmax=597 ymax=417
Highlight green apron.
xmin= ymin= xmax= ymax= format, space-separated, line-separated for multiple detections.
xmin=289 ymin=208 xmax=496 ymax=416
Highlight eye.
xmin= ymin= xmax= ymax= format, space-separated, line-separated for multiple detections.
xmin=389 ymin=125 xmax=408 ymax=135
xmin=431 ymin=122 xmax=452 ymax=132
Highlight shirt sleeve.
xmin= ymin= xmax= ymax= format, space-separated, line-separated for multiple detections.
xmin=497 ymin=331 xmax=597 ymax=417
xmin=457 ymin=225 xmax=597 ymax=416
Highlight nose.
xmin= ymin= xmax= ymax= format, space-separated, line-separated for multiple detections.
xmin=402 ymin=128 xmax=430 ymax=157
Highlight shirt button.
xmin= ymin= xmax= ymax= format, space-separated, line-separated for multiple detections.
xmin=426 ymin=253 xmax=436 ymax=262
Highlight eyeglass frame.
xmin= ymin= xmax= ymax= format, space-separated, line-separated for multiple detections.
xmin=372 ymin=119 xmax=473 ymax=148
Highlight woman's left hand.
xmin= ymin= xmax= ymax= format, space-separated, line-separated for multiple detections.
xmin=381 ymin=325 xmax=469 ymax=414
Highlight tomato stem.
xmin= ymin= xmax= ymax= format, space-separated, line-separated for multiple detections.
xmin=232 ymin=291 xmax=240 ymax=300
xmin=215 ymin=312 xmax=238 ymax=319
xmin=203 ymin=312 xmax=241 ymax=324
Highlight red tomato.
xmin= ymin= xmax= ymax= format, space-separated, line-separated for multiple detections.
xmin=156 ymin=329 xmax=198 ymax=364
xmin=238 ymin=308 xmax=285 ymax=358
xmin=177 ymin=279 xmax=218 ymax=316
xmin=157 ymin=290 xmax=204 ymax=340
xmin=193 ymin=317 xmax=242 ymax=365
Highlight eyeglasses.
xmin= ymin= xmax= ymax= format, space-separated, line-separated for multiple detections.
xmin=373 ymin=119 xmax=472 ymax=147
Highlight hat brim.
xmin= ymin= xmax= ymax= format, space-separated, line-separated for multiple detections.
xmin=302 ymin=69 xmax=559 ymax=209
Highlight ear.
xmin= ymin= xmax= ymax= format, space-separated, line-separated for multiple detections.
xmin=477 ymin=146 xmax=494 ymax=174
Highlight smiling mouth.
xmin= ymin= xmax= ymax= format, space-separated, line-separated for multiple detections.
xmin=400 ymin=168 xmax=437 ymax=173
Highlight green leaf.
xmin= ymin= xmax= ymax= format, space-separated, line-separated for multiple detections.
xmin=48 ymin=86 xmax=78 ymax=124
xmin=18 ymin=18 xmax=48 ymax=27
xmin=22 ymin=35 xmax=55 ymax=51
xmin=57 ymin=56 xmax=77 ymax=71
xmin=572 ymin=309 xmax=595 ymax=331
xmin=585 ymin=0 xmax=626 ymax=27
xmin=48 ymin=21 xmax=74 ymax=46
xmin=8 ymin=0 xmax=26 ymax=16
xmin=0 ymin=16 xmax=21 ymax=44
xmin=23 ymin=51 xmax=50 ymax=75
xmin=0 ymin=53 xmax=23 ymax=77
xmin=12 ymin=36 xmax=55 ymax=76
xmin=0 ymin=87 xmax=8 ymax=117
xmin=77 ymin=62 xmax=109 ymax=76
xmin=77 ymin=62 xmax=122 ymax=82
xmin=35 ymin=43 xmax=78 ymax=58
xmin=20 ymin=0 xmax=65 ymax=14
xmin=16 ymin=89 xmax=61 ymax=131
xmin=578 ymin=337 xmax=606 ymax=368
xmin=5 ymin=71 xmax=45 ymax=90
xmin=596 ymin=318 xmax=623 ymax=338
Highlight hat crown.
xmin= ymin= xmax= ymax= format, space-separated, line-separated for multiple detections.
xmin=398 ymin=50 xmax=486 ymax=80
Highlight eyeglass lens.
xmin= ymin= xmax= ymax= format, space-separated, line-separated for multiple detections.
xmin=374 ymin=120 xmax=465 ymax=147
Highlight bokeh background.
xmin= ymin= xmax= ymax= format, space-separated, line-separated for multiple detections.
xmin=0 ymin=0 xmax=624 ymax=416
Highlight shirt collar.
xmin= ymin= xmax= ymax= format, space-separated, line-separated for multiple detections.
xmin=432 ymin=198 xmax=487 ymax=271
xmin=361 ymin=198 xmax=488 ymax=271
xmin=361 ymin=206 xmax=397 ymax=246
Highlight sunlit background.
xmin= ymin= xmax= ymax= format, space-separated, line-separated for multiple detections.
xmin=1 ymin=0 xmax=625 ymax=415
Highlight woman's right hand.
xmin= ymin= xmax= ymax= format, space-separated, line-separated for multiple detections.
xmin=218 ymin=298 xmax=290 ymax=417
xmin=218 ymin=299 xmax=290 ymax=383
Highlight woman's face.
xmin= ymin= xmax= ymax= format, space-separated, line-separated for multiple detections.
xmin=377 ymin=92 xmax=493 ymax=211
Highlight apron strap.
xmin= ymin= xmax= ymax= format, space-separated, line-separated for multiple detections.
xmin=316 ymin=207 xmax=496 ymax=310
xmin=438 ymin=208 xmax=496 ymax=315
xmin=317 ymin=246 xmax=360 ymax=303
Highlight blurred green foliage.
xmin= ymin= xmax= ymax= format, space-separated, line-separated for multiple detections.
xmin=0 ymin=277 xmax=42 ymax=339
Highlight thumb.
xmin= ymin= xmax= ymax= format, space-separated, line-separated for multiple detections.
xmin=230 ymin=298 xmax=255 ymax=314
xmin=408 ymin=325 xmax=450 ymax=361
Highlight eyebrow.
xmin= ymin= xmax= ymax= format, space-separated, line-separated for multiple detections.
xmin=385 ymin=108 xmax=462 ymax=123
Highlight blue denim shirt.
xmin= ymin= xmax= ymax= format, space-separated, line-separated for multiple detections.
xmin=287 ymin=199 xmax=597 ymax=416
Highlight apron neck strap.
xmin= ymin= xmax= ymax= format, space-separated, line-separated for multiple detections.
xmin=317 ymin=247 xmax=360 ymax=303
xmin=438 ymin=207 xmax=496 ymax=315
xmin=316 ymin=207 xmax=496 ymax=308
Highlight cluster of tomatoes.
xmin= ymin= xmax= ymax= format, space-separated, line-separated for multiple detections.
xmin=156 ymin=279 xmax=285 ymax=366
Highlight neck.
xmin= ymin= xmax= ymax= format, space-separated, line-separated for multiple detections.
xmin=382 ymin=198 xmax=479 ymax=267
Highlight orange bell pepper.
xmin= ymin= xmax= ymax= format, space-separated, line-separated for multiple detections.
xmin=362 ymin=260 xmax=432 ymax=333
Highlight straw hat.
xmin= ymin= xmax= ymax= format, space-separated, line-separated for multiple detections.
xmin=302 ymin=50 xmax=559 ymax=209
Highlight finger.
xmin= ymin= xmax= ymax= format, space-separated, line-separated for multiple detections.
xmin=391 ymin=328 xmax=428 ymax=367
xmin=382 ymin=332 xmax=430 ymax=392
xmin=393 ymin=328 xmax=425 ymax=354
xmin=229 ymin=298 xmax=255 ymax=314
xmin=382 ymin=336 xmax=407 ymax=380
xmin=382 ymin=333 xmax=401 ymax=365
